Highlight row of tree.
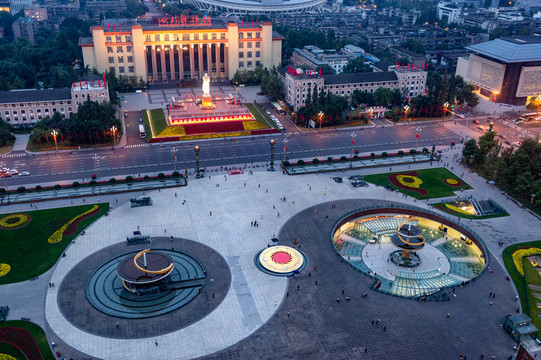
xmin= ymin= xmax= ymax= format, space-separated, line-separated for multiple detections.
xmin=296 ymin=86 xmax=348 ymax=127
xmin=463 ymin=132 xmax=541 ymax=209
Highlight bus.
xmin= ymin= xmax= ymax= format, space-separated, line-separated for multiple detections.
xmin=139 ymin=124 xmax=146 ymax=139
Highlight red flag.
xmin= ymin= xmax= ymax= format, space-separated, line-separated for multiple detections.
xmin=61 ymin=133 xmax=63 ymax=141
xmin=96 ymin=130 xmax=99 ymax=139
xmin=232 ymin=137 xmax=235 ymax=143
xmin=79 ymin=81 xmax=82 ymax=88
xmin=285 ymin=146 xmax=288 ymax=151
xmin=256 ymin=20 xmax=258 ymax=27
xmin=351 ymin=139 xmax=355 ymax=145
xmin=81 ymin=132 xmax=84 ymax=139
xmin=103 ymin=73 xmax=106 ymax=88
xmin=319 ymin=68 xmax=321 ymax=76
xmin=416 ymin=133 xmax=420 ymax=139
xmin=46 ymin=135 xmax=48 ymax=142
xmin=92 ymin=80 xmax=94 ymax=87
xmin=241 ymin=20 xmax=243 ymax=27
xmin=107 ymin=23 xmax=110 ymax=30
xmin=98 ymin=80 xmax=101 ymax=87
xmin=425 ymin=62 xmax=429 ymax=69
xmin=113 ymin=23 xmax=115 ymax=30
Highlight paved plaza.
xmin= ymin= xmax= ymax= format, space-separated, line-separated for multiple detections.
xmin=0 ymin=145 xmax=540 ymax=359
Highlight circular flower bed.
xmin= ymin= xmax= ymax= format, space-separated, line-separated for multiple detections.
xmin=0 ymin=263 xmax=11 ymax=277
xmin=0 ymin=354 xmax=17 ymax=360
xmin=0 ymin=214 xmax=31 ymax=230
xmin=444 ymin=178 xmax=463 ymax=187
xmin=512 ymin=247 xmax=541 ymax=275
xmin=388 ymin=171 xmax=428 ymax=196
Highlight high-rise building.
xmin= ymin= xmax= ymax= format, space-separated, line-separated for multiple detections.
xmin=12 ymin=17 xmax=39 ymax=44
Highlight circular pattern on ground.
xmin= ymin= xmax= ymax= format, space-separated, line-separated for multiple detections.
xmin=86 ymin=250 xmax=206 ymax=318
xmin=256 ymin=246 xmax=307 ymax=276
xmin=0 ymin=263 xmax=11 ymax=277
xmin=388 ymin=171 xmax=428 ymax=195
xmin=444 ymin=178 xmax=463 ymax=187
xmin=0 ymin=214 xmax=31 ymax=229
xmin=58 ymin=237 xmax=231 ymax=338
xmin=0 ymin=354 xmax=17 ymax=360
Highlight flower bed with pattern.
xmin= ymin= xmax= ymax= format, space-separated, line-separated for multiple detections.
xmin=0 ymin=327 xmax=44 ymax=360
xmin=513 ymin=247 xmax=541 ymax=276
xmin=48 ymin=205 xmax=99 ymax=244
xmin=0 ymin=214 xmax=31 ymax=230
xmin=388 ymin=171 xmax=428 ymax=195
xmin=444 ymin=178 xmax=463 ymax=187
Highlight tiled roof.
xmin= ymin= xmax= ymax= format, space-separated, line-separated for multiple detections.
xmin=323 ymin=71 xmax=398 ymax=85
xmin=0 ymin=89 xmax=71 ymax=104
xmin=466 ymin=37 xmax=541 ymax=63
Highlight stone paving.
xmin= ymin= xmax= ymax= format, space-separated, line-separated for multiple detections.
xmin=0 ymin=144 xmax=540 ymax=359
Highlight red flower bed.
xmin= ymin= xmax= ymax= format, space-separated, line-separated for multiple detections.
xmin=388 ymin=171 xmax=428 ymax=196
xmin=0 ymin=327 xmax=44 ymax=360
xmin=183 ymin=121 xmax=245 ymax=135
xmin=444 ymin=178 xmax=463 ymax=187
xmin=62 ymin=206 xmax=101 ymax=236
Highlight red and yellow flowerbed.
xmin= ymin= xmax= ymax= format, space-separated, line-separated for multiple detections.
xmin=48 ymin=205 xmax=100 ymax=244
xmin=513 ymin=247 xmax=541 ymax=275
xmin=388 ymin=171 xmax=428 ymax=196
xmin=0 ymin=214 xmax=31 ymax=230
xmin=0 ymin=327 xmax=44 ymax=360
xmin=444 ymin=178 xmax=463 ymax=187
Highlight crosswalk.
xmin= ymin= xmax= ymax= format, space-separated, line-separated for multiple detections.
xmin=125 ymin=144 xmax=150 ymax=149
xmin=1 ymin=152 xmax=29 ymax=158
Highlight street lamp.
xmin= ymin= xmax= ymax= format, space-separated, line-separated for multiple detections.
xmin=461 ymin=112 xmax=471 ymax=161
xmin=318 ymin=111 xmax=324 ymax=129
xmin=443 ymin=102 xmax=449 ymax=120
xmin=269 ymin=139 xmax=275 ymax=171
xmin=531 ymin=194 xmax=536 ymax=209
xmin=51 ymin=130 xmax=58 ymax=152
xmin=350 ymin=132 xmax=357 ymax=158
xmin=111 ymin=126 xmax=117 ymax=147
xmin=171 ymin=146 xmax=177 ymax=172
xmin=194 ymin=145 xmax=202 ymax=178
xmin=404 ymin=105 xmax=409 ymax=122
xmin=0 ymin=162 xmax=9 ymax=203
xmin=92 ymin=154 xmax=100 ymax=180
xmin=283 ymin=138 xmax=289 ymax=161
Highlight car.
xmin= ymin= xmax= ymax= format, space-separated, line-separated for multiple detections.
xmin=19 ymin=171 xmax=30 ymax=176
xmin=332 ymin=177 xmax=343 ymax=183
xmin=348 ymin=175 xmax=364 ymax=180
xmin=265 ymin=110 xmax=271 ymax=115
xmin=384 ymin=185 xmax=393 ymax=190
xmin=498 ymin=134 xmax=506 ymax=139
xmin=124 ymin=111 xmax=128 ymax=118
xmin=10 ymin=169 xmax=18 ymax=174
xmin=473 ymin=120 xmax=480 ymax=124
xmin=352 ymin=181 xmax=369 ymax=187
xmin=0 ymin=172 xmax=12 ymax=178
xmin=139 ymin=118 xmax=143 ymax=123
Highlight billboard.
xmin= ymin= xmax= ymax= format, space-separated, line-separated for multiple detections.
xmin=466 ymin=54 xmax=505 ymax=93
xmin=516 ymin=66 xmax=541 ymax=97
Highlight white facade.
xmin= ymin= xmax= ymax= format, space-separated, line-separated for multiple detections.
xmin=9 ymin=0 xmax=34 ymax=12
xmin=437 ymin=3 xmax=462 ymax=24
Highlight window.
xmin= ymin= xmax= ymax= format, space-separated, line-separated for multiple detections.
xmin=247 ymin=42 xmax=252 ymax=48
xmin=239 ymin=61 xmax=244 ymax=68
xmin=239 ymin=32 xmax=243 ymax=39
xmin=119 ymin=66 xmax=125 ymax=73
xmin=239 ymin=42 xmax=244 ymax=49
xmin=52 ymin=108 xmax=56 ymax=113
xmin=239 ymin=52 xmax=244 ymax=58
xmin=109 ymin=67 xmax=115 ymax=73
xmin=107 ymin=47 xmax=113 ymax=53
xmin=182 ymin=34 xmax=189 ymax=41
xmin=220 ymin=33 xmax=226 ymax=39
xmin=255 ymin=51 xmax=260 ymax=58
xmin=212 ymin=33 xmax=217 ymax=40
xmin=129 ymin=66 xmax=135 ymax=73
xmin=117 ymin=46 xmax=123 ymax=53
xmin=247 ymin=52 xmax=252 ymax=58
xmin=106 ymin=36 xmax=112 ymax=43
xmin=154 ymin=34 xmax=160 ymax=41
xmin=247 ymin=61 xmax=252 ymax=68
xmin=116 ymin=35 xmax=122 ymax=42
xmin=59 ymin=101 xmax=63 ymax=105
xmin=127 ymin=56 xmax=133 ymax=63
xmin=193 ymin=34 xmax=199 ymax=40
xmin=203 ymin=33 xmax=208 ymax=40
xmin=256 ymin=60 xmax=260 ymax=67
xmin=118 ymin=56 xmax=124 ymax=63
xmin=126 ymin=46 xmax=133 ymax=52
xmin=146 ymin=35 xmax=151 ymax=41
xmin=256 ymin=42 xmax=260 ymax=48
xmin=68 ymin=107 xmax=72 ymax=112
xmin=126 ymin=35 xmax=132 ymax=42
xmin=51 ymin=102 xmax=55 ymax=105
xmin=247 ymin=32 xmax=252 ymax=38
xmin=164 ymin=34 xmax=169 ymax=41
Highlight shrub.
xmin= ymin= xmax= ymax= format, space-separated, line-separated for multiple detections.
xmin=283 ymin=161 xmax=290 ymax=166
xmin=313 ymin=158 xmax=320 ymax=164
xmin=353 ymin=155 xmax=359 ymax=159
xmin=298 ymin=160 xmax=305 ymax=165
xmin=90 ymin=180 xmax=97 ymax=186
xmin=35 ymin=185 xmax=42 ymax=191
xmin=0 ymin=188 xmax=5 ymax=194
xmin=340 ymin=156 xmax=347 ymax=161
xmin=422 ymin=148 xmax=429 ymax=153
xmin=54 ymin=184 xmax=61 ymax=190
xmin=398 ymin=150 xmax=404 ymax=156
xmin=410 ymin=149 xmax=417 ymax=154
xmin=17 ymin=186 xmax=26 ymax=193
xmin=157 ymin=173 xmax=165 ymax=179
xmin=72 ymin=181 xmax=80 ymax=187
xmin=109 ymin=178 xmax=116 ymax=183
xmin=327 ymin=156 xmax=333 ymax=162
xmin=126 ymin=176 xmax=134 ymax=182
xmin=144 ymin=175 xmax=150 ymax=180
xmin=370 ymin=153 xmax=375 ymax=158
xmin=382 ymin=152 xmax=388 ymax=157
xmin=171 ymin=171 xmax=179 ymax=178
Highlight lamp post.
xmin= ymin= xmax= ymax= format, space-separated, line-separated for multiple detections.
xmin=461 ymin=112 xmax=471 ymax=161
xmin=111 ymin=126 xmax=117 ymax=147
xmin=531 ymin=194 xmax=536 ymax=209
xmin=171 ymin=146 xmax=177 ymax=172
xmin=51 ymin=130 xmax=58 ymax=152
xmin=283 ymin=138 xmax=289 ymax=162
xmin=269 ymin=139 xmax=275 ymax=171
xmin=92 ymin=154 xmax=100 ymax=180
xmin=443 ymin=102 xmax=449 ymax=120
xmin=350 ymin=132 xmax=357 ymax=157
xmin=318 ymin=111 xmax=324 ymax=129
xmin=194 ymin=145 xmax=202 ymax=178
xmin=404 ymin=105 xmax=409 ymax=122
xmin=0 ymin=162 xmax=9 ymax=203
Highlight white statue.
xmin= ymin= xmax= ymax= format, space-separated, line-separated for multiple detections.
xmin=202 ymin=73 xmax=210 ymax=96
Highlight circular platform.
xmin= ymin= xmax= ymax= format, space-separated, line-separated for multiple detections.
xmin=255 ymin=246 xmax=307 ymax=276
xmin=86 ymin=249 xmax=205 ymax=318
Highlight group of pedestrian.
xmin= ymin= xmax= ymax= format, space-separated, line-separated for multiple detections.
xmin=48 ymin=282 xmax=55 ymax=287
xmin=251 ymin=221 xmax=259 ymax=227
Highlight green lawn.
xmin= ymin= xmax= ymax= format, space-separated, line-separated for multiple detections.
xmin=0 ymin=203 xmax=108 ymax=285
xmin=363 ymin=167 xmax=471 ymax=199
xmin=502 ymin=240 xmax=541 ymax=319
xmin=147 ymin=108 xmax=168 ymax=138
xmin=246 ymin=103 xmax=276 ymax=130
xmin=0 ymin=342 xmax=25 ymax=360
xmin=523 ymin=258 xmax=541 ymax=337
xmin=430 ymin=203 xmax=509 ymax=219
xmin=0 ymin=321 xmax=54 ymax=360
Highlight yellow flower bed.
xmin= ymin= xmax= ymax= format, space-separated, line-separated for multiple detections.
xmin=446 ymin=178 xmax=458 ymax=185
xmin=513 ymin=247 xmax=541 ymax=275
xmin=181 ymin=131 xmax=250 ymax=141
xmin=0 ymin=354 xmax=17 ymax=360
xmin=158 ymin=126 xmax=186 ymax=137
xmin=0 ymin=263 xmax=11 ymax=277
xmin=243 ymin=121 xmax=267 ymax=130
xmin=48 ymin=205 xmax=99 ymax=244
xmin=396 ymin=175 xmax=422 ymax=188
xmin=445 ymin=203 xmax=475 ymax=215
xmin=0 ymin=214 xmax=29 ymax=228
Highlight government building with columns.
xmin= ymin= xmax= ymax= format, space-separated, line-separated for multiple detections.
xmin=79 ymin=17 xmax=283 ymax=84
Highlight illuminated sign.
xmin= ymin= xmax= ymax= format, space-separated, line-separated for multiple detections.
xmin=158 ymin=15 xmax=211 ymax=27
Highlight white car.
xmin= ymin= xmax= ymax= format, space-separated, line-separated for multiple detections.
xmin=266 ymin=110 xmax=271 ymax=115
xmin=10 ymin=169 xmax=18 ymax=174
xmin=19 ymin=171 xmax=30 ymax=176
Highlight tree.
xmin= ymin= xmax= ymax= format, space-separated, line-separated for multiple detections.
xmin=374 ymin=87 xmax=393 ymax=107
xmin=260 ymin=72 xmax=284 ymax=100
xmin=462 ymin=139 xmax=478 ymax=160
xmin=343 ymin=57 xmax=371 ymax=74
xmin=401 ymin=39 xmax=425 ymax=54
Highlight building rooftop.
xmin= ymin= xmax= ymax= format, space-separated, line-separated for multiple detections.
xmin=372 ymin=60 xmax=394 ymax=72
xmin=466 ymin=37 xmax=541 ymax=63
xmin=0 ymin=88 xmax=71 ymax=104
xmin=323 ymin=71 xmax=398 ymax=85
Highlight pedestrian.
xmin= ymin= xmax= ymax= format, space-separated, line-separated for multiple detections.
xmin=155 ymin=340 xmax=158 ymax=346
xmin=212 ymin=293 xmax=215 ymax=298
xmin=210 ymin=211 xmax=212 ymax=216
xmin=170 ymin=236 xmax=173 ymax=242
xmin=116 ymin=322 xmax=119 ymax=328
xmin=287 ymin=312 xmax=290 ymax=318
xmin=251 ymin=221 xmax=253 ymax=226
xmin=383 ymin=326 xmax=386 ymax=332
xmin=342 ymin=289 xmax=345 ymax=295
xmin=297 ymin=285 xmax=300 ymax=291
xmin=447 ymin=312 xmax=450 ymax=318
xmin=492 ymin=293 xmax=495 ymax=299
xmin=371 ymin=320 xmax=374 ymax=325
xmin=315 ymin=280 xmax=318 ymax=285
xmin=489 ymin=292 xmax=492 ymax=297
xmin=490 ymin=301 xmax=493 ymax=306
xmin=164 ymin=228 xmax=166 ymax=233
xmin=336 ymin=297 xmax=340 ymax=302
